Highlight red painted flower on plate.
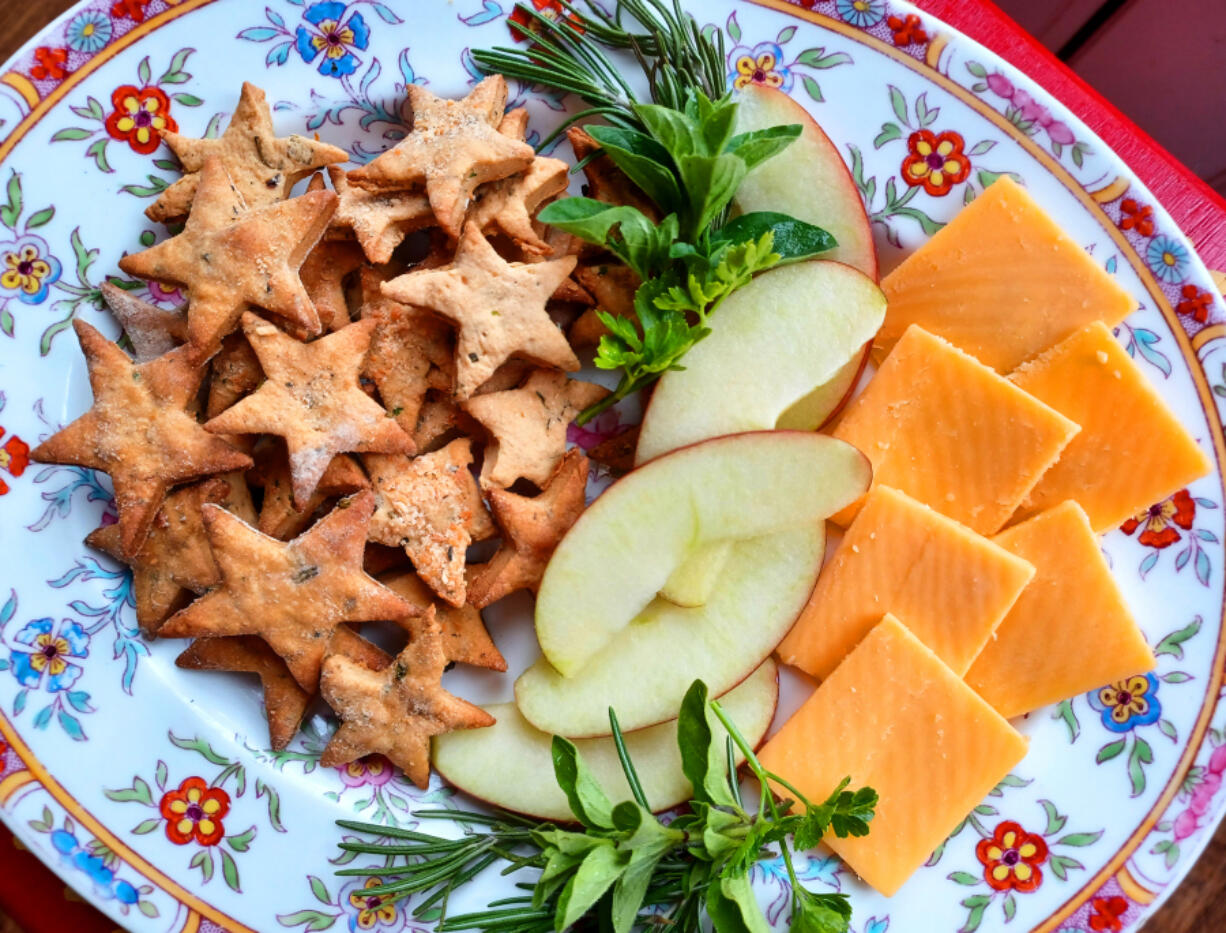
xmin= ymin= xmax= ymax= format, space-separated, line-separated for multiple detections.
xmin=104 ymin=85 xmax=177 ymax=155
xmin=976 ymin=821 xmax=1048 ymax=892
xmin=901 ymin=129 xmax=970 ymax=196
xmin=1120 ymin=489 xmax=1195 ymax=548
xmin=159 ymin=777 xmax=230 ymax=846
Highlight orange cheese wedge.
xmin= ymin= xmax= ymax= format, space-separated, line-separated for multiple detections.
xmin=760 ymin=614 xmax=1028 ymax=897
xmin=878 ymin=176 xmax=1136 ymax=371
xmin=1009 ymin=321 xmax=1212 ymax=531
xmin=831 ymin=325 xmax=1080 ymax=534
xmin=779 ymin=486 xmax=1034 ymax=679
xmin=966 ymin=501 xmax=1156 ymax=718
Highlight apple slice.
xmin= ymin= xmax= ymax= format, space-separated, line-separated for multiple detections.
xmin=659 ymin=539 xmax=733 ymax=607
xmin=733 ymin=83 xmax=877 ymax=280
xmin=635 ymin=262 xmax=885 ymax=465
xmin=519 ymin=523 xmax=823 ymax=737
xmin=433 ymin=659 xmax=778 ymax=821
xmin=536 ymin=431 xmax=870 ymax=677
xmin=776 ymin=342 xmax=871 ymax=431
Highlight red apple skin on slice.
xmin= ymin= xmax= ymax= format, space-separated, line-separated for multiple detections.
xmin=433 ymin=659 xmax=779 ymax=822
xmin=733 ymin=83 xmax=877 ymax=282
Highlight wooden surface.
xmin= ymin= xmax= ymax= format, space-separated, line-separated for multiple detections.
xmin=0 ymin=1 xmax=1222 ymax=932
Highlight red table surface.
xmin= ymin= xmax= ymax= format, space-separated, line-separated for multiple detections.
xmin=2 ymin=2 xmax=1224 ymax=932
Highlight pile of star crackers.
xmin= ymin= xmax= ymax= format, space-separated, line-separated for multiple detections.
xmin=31 ymin=76 xmax=640 ymax=788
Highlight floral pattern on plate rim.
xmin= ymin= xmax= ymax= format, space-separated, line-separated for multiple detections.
xmin=0 ymin=1 xmax=1220 ymax=931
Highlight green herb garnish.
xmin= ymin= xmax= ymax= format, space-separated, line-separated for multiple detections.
xmin=334 ymin=679 xmax=876 ymax=932
xmin=474 ymin=1 xmax=839 ymax=423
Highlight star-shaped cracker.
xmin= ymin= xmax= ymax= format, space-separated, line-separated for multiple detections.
xmin=587 ymin=423 xmax=640 ymax=475
xmin=364 ymin=438 xmax=491 ymax=607
xmin=327 ymin=166 xmax=433 ymax=264
xmin=148 ymin=81 xmax=347 ymax=223
xmin=101 ymin=281 xmax=186 ymax=362
xmin=319 ymin=608 xmax=495 ymax=788
xmin=87 ymin=474 xmax=256 ymax=635
xmin=176 ymin=636 xmax=311 ymax=749
xmin=358 ymin=268 xmax=454 ymax=435
xmin=381 ymin=224 xmax=579 ymax=398
xmin=463 ymin=369 xmax=607 ymax=488
xmin=176 ymin=625 xmax=388 ymax=750
xmin=468 ymin=109 xmax=569 ymax=255
xmin=159 ymin=491 xmax=413 ymax=692
xmin=381 ymin=570 xmax=505 ymax=671
xmin=205 ymin=313 xmax=413 ymax=509
xmin=347 ymin=75 xmax=533 ymax=237
xmin=31 ymin=320 xmax=252 ymax=556
xmin=119 ymin=157 xmax=337 ymax=357
xmin=251 ymin=440 xmax=369 ymax=540
xmin=467 ymin=449 xmax=589 ymax=608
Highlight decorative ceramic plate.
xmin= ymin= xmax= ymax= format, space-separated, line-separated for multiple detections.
xmin=0 ymin=1 xmax=1223 ymax=931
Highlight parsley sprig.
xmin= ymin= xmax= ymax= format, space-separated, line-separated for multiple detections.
xmin=476 ymin=4 xmax=838 ymax=422
xmin=335 ymin=679 xmax=876 ymax=932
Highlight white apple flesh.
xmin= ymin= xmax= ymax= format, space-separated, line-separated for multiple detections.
xmin=635 ymin=261 xmax=885 ymax=465
xmin=535 ymin=431 xmax=871 ymax=678
xmin=658 ymin=539 xmax=733 ymax=607
xmin=733 ymin=83 xmax=878 ymax=280
xmin=518 ymin=522 xmax=824 ymax=737
xmin=433 ymin=659 xmax=779 ymax=821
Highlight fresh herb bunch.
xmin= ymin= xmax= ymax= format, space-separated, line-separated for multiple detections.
xmin=472 ymin=0 xmax=728 ymax=142
xmin=335 ymin=680 xmax=877 ymax=932
xmin=538 ymin=89 xmax=836 ymax=421
xmin=475 ymin=3 xmax=838 ymax=422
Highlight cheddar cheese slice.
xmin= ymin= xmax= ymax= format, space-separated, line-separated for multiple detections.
xmin=831 ymin=325 xmax=1080 ymax=534
xmin=878 ymin=176 xmax=1136 ymax=371
xmin=759 ymin=615 xmax=1028 ymax=897
xmin=966 ymin=501 xmax=1156 ymax=718
xmin=778 ymin=486 xmax=1034 ymax=679
xmin=1009 ymin=321 xmax=1211 ymax=531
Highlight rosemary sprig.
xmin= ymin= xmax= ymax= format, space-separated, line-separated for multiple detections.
xmin=472 ymin=0 xmax=726 ymax=145
xmin=334 ymin=679 xmax=876 ymax=932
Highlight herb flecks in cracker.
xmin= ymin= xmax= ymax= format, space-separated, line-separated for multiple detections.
xmin=319 ymin=607 xmax=495 ymax=788
xmin=381 ymin=224 xmax=579 ymax=399
xmin=463 ymin=369 xmax=607 ymax=489
xmin=347 ymin=75 xmax=533 ymax=238
xmin=381 ymin=570 xmax=505 ymax=672
xmin=467 ymin=448 xmax=589 ymax=609
xmin=206 ymin=313 xmax=412 ymax=510
xmin=149 ymin=81 xmax=347 ymax=223
xmin=31 ymin=320 xmax=252 ymax=557
xmin=364 ymin=438 xmax=489 ymax=608
xmin=159 ymin=491 xmax=412 ymax=692
xmin=120 ymin=157 xmax=336 ymax=357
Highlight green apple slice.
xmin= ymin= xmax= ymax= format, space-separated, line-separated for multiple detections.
xmin=634 ymin=262 xmax=886 ymax=465
xmin=432 ymin=659 xmax=778 ymax=821
xmin=658 ymin=539 xmax=734 ymax=608
xmin=536 ymin=432 xmax=869 ymax=678
xmin=521 ymin=523 xmax=824 ymax=737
